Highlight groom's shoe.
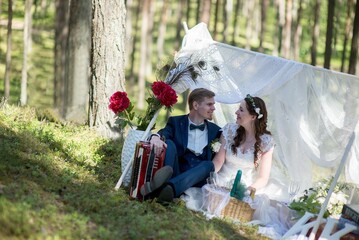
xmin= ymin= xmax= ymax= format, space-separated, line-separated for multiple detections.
xmin=140 ymin=166 xmax=173 ymax=197
xmin=157 ymin=184 xmax=174 ymax=203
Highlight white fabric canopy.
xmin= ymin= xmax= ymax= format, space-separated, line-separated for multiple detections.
xmin=175 ymin=23 xmax=359 ymax=193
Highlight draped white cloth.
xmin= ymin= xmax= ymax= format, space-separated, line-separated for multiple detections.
xmin=175 ymin=23 xmax=359 ymax=195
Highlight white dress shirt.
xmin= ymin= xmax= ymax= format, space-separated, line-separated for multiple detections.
xmin=187 ymin=118 xmax=208 ymax=155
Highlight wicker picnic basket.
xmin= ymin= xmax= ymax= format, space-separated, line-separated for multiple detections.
xmin=221 ymin=197 xmax=254 ymax=222
xmin=204 ymin=184 xmax=254 ymax=223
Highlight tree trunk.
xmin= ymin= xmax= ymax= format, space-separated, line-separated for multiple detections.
xmin=293 ymin=0 xmax=303 ymax=61
xmin=341 ymin=0 xmax=353 ymax=72
xmin=213 ymin=0 xmax=221 ymax=41
xmin=54 ymin=0 xmax=70 ymax=111
xmin=324 ymin=0 xmax=335 ymax=69
xmin=20 ymin=0 xmax=33 ymax=106
xmin=231 ymin=0 xmax=241 ymax=45
xmin=4 ymin=0 xmax=13 ymax=99
xmin=186 ymin=0 xmax=191 ymax=25
xmin=201 ymin=0 xmax=211 ymax=26
xmin=282 ymin=0 xmax=292 ymax=59
xmin=244 ymin=0 xmax=255 ymax=50
xmin=259 ymin=0 xmax=269 ymax=52
xmin=223 ymin=0 xmax=232 ymax=44
xmin=28 ymin=0 xmax=33 ymax=52
xmin=174 ymin=0 xmax=185 ymax=50
xmin=64 ymin=0 xmax=92 ymax=123
xmin=145 ymin=0 xmax=155 ymax=76
xmin=253 ymin=0 xmax=260 ymax=41
xmin=137 ymin=0 xmax=151 ymax=109
xmin=125 ymin=0 xmax=133 ymax=68
xmin=348 ymin=0 xmax=359 ymax=75
xmin=196 ymin=0 xmax=201 ymax=24
xmin=89 ymin=0 xmax=126 ymax=138
xmin=311 ymin=0 xmax=321 ymax=66
xmin=273 ymin=0 xmax=285 ymax=56
xmin=128 ymin=0 xmax=141 ymax=84
xmin=157 ymin=0 xmax=168 ymax=59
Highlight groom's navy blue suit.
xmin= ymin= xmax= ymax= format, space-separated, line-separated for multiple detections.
xmin=158 ymin=114 xmax=221 ymax=197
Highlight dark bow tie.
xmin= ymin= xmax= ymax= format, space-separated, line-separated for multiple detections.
xmin=190 ymin=123 xmax=205 ymax=131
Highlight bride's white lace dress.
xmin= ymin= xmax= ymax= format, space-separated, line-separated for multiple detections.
xmin=181 ymin=123 xmax=298 ymax=239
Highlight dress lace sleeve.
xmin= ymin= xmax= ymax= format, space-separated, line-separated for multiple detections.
xmin=222 ymin=123 xmax=239 ymax=150
xmin=260 ymin=134 xmax=275 ymax=153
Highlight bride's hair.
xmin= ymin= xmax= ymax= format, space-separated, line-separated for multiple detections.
xmin=231 ymin=96 xmax=271 ymax=168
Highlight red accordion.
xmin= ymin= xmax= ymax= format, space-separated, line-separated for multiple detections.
xmin=129 ymin=141 xmax=166 ymax=200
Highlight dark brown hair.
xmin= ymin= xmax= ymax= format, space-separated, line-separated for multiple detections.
xmin=231 ymin=95 xmax=271 ymax=168
xmin=188 ymin=88 xmax=215 ymax=110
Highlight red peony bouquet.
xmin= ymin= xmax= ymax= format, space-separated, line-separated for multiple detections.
xmin=109 ymin=81 xmax=178 ymax=131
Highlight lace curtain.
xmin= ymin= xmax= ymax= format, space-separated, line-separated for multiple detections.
xmin=175 ymin=23 xmax=359 ymax=192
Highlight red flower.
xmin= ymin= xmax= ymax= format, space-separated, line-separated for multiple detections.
xmin=109 ymin=81 xmax=178 ymax=130
xmin=151 ymin=81 xmax=168 ymax=96
xmin=152 ymin=81 xmax=178 ymax=107
xmin=157 ymin=86 xmax=178 ymax=107
xmin=108 ymin=91 xmax=130 ymax=114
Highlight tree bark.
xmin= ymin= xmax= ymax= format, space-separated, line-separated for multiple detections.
xmin=231 ymin=0 xmax=241 ymax=45
xmin=213 ymin=0 xmax=221 ymax=41
xmin=4 ymin=0 xmax=13 ymax=99
xmin=20 ymin=0 xmax=33 ymax=106
xmin=89 ymin=0 xmax=126 ymax=138
xmin=157 ymin=0 xmax=168 ymax=59
xmin=341 ymin=0 xmax=353 ymax=72
xmin=244 ymin=0 xmax=255 ymax=50
xmin=259 ymin=0 xmax=269 ymax=52
xmin=54 ymin=0 xmax=70 ymax=111
xmin=125 ymin=0 xmax=133 ymax=68
xmin=223 ymin=0 xmax=232 ymax=44
xmin=273 ymin=0 xmax=285 ymax=56
xmin=137 ymin=0 xmax=151 ymax=109
xmin=348 ymin=0 xmax=359 ymax=75
xmin=311 ymin=0 xmax=321 ymax=66
xmin=128 ymin=0 xmax=141 ymax=84
xmin=282 ymin=0 xmax=292 ymax=59
xmin=186 ymin=0 xmax=191 ymax=25
xmin=201 ymin=0 xmax=211 ymax=26
xmin=324 ymin=0 xmax=335 ymax=69
xmin=64 ymin=0 xmax=92 ymax=123
xmin=293 ymin=0 xmax=303 ymax=61
xmin=174 ymin=0 xmax=185 ymax=50
xmin=196 ymin=0 xmax=201 ymax=24
xmin=145 ymin=0 xmax=155 ymax=76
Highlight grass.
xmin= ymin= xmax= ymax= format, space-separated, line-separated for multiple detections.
xmin=0 ymin=102 xmax=269 ymax=240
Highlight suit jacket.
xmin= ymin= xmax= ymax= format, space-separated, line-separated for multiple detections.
xmin=158 ymin=114 xmax=222 ymax=163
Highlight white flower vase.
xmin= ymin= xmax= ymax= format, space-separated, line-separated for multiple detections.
xmin=121 ymin=129 xmax=150 ymax=186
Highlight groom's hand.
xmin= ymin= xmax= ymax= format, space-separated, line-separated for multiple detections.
xmin=150 ymin=135 xmax=167 ymax=156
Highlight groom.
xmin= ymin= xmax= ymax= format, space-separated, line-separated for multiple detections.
xmin=141 ymin=88 xmax=222 ymax=202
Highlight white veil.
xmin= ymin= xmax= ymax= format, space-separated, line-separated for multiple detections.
xmin=175 ymin=23 xmax=359 ymax=194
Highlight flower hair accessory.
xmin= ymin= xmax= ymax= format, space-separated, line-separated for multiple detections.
xmin=245 ymin=94 xmax=263 ymax=119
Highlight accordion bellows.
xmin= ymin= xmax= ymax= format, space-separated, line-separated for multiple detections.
xmin=129 ymin=141 xmax=166 ymax=201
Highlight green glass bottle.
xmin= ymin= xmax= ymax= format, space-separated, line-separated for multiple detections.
xmin=230 ymin=169 xmax=246 ymax=200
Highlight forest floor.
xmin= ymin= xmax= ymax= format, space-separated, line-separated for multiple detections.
xmin=0 ymin=103 xmax=269 ymax=240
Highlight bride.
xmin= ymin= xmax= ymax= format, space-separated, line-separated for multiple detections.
xmin=212 ymin=94 xmax=274 ymax=193
xmin=182 ymin=94 xmax=296 ymax=239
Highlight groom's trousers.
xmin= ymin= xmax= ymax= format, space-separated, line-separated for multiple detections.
xmin=164 ymin=139 xmax=214 ymax=197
